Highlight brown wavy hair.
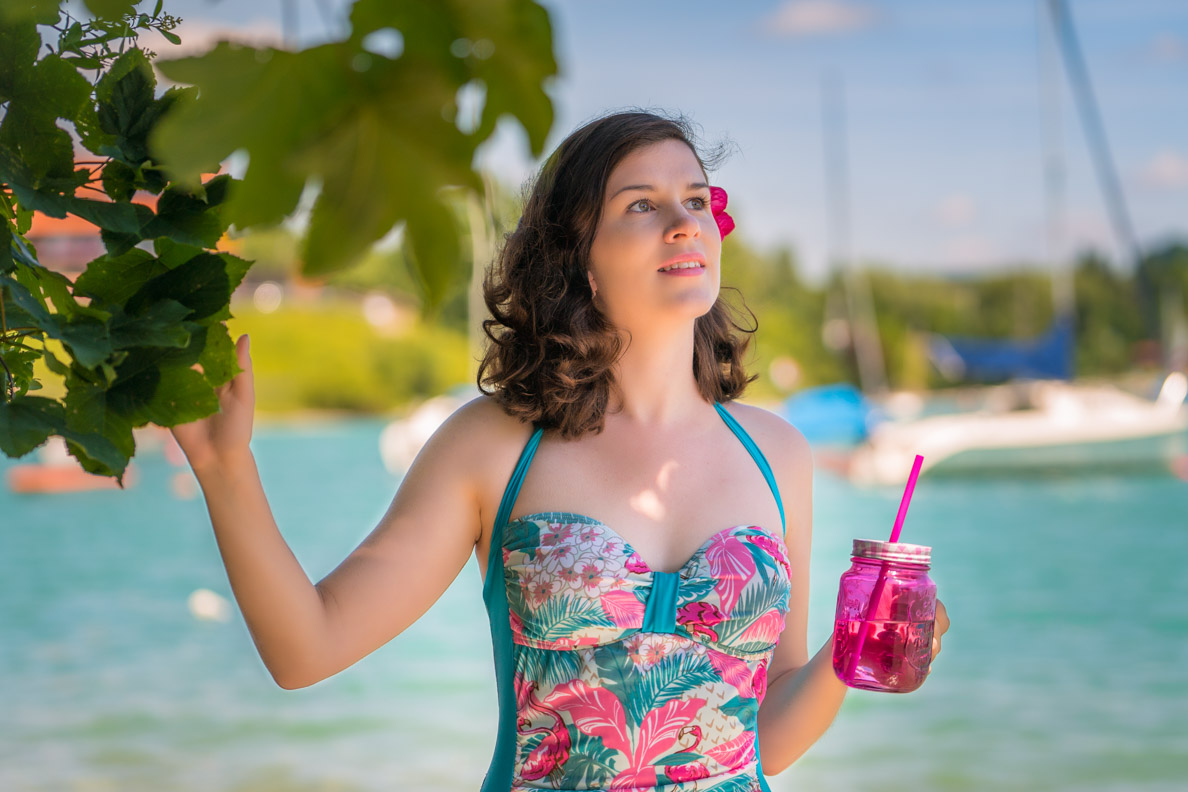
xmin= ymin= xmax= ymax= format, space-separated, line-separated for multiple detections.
xmin=478 ymin=110 xmax=757 ymax=437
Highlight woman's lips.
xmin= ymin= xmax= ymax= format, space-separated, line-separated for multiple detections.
xmin=658 ymin=265 xmax=705 ymax=277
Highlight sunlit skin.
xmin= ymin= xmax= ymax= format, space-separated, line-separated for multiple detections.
xmin=170 ymin=136 xmax=949 ymax=779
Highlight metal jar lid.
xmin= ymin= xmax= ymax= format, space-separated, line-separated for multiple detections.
xmin=852 ymin=539 xmax=932 ymax=566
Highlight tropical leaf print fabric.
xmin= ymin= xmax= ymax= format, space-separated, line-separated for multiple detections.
xmin=500 ymin=512 xmax=792 ymax=790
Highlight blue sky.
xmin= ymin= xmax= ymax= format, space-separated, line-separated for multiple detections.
xmin=97 ymin=0 xmax=1188 ymax=285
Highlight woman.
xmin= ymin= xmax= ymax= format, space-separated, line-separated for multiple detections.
xmin=172 ymin=110 xmax=949 ymax=791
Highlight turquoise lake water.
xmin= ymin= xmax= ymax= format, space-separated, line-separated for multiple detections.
xmin=3 ymin=417 xmax=1187 ymax=791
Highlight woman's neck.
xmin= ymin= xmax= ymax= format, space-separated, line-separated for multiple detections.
xmin=607 ymin=324 xmax=707 ymax=427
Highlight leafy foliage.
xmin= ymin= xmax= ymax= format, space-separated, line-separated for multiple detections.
xmin=1 ymin=6 xmax=242 ymax=482
xmin=151 ymin=0 xmax=556 ymax=310
xmin=1 ymin=0 xmax=558 ymax=479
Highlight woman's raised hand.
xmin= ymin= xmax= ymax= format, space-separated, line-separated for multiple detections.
xmin=170 ymin=333 xmax=255 ymax=475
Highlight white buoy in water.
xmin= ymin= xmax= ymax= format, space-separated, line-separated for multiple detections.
xmin=188 ymin=588 xmax=232 ymax=622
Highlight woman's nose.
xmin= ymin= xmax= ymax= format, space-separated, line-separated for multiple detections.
xmin=664 ymin=204 xmax=701 ymax=241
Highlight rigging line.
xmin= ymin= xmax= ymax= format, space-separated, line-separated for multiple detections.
xmin=1035 ymin=0 xmax=1074 ymax=318
xmin=280 ymin=0 xmax=298 ymax=50
xmin=820 ymin=71 xmax=888 ymax=396
xmin=1046 ymin=0 xmax=1158 ymax=340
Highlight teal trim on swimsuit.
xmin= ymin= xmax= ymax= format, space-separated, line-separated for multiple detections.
xmin=480 ymin=425 xmax=543 ymax=792
xmin=641 ymin=571 xmax=680 ymax=634
xmin=713 ymin=402 xmax=786 ymax=537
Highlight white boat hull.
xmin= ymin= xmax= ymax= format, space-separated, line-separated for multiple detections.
xmin=846 ymin=374 xmax=1188 ymax=485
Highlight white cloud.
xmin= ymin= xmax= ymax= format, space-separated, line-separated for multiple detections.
xmin=1139 ymin=150 xmax=1188 ymax=190
xmin=934 ymin=193 xmax=977 ymax=228
xmin=765 ymin=0 xmax=880 ymax=37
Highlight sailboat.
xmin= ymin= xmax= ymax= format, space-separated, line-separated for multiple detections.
xmin=793 ymin=0 xmax=1188 ymax=485
xmin=826 ymin=0 xmax=1188 ymax=486
xmin=846 ymin=372 xmax=1187 ymax=485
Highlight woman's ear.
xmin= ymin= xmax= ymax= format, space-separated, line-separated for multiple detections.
xmin=587 ymin=270 xmax=598 ymax=298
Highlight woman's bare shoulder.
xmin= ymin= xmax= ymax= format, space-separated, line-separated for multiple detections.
xmin=720 ymin=400 xmax=812 ymax=473
xmin=425 ymin=394 xmax=538 ymax=475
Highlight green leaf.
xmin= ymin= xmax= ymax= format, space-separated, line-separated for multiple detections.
xmin=0 ymin=342 xmax=39 ymax=398
xmin=0 ymin=1 xmax=59 ymax=26
xmin=195 ymin=322 xmax=240 ymax=387
xmin=75 ymin=248 xmax=168 ymax=305
xmin=101 ymin=159 xmax=138 ymax=201
xmin=400 ymin=198 xmax=467 ymax=312
xmin=0 ymin=20 xmax=42 ymax=96
xmin=103 ymin=347 xmax=218 ymax=428
xmin=62 ymin=377 xmax=134 ymax=478
xmin=62 ymin=430 xmax=129 ymax=481
xmin=99 ymin=228 xmax=145 ymax=257
xmin=83 ymin=0 xmax=139 ymax=21
xmin=96 ymin=48 xmax=164 ymax=165
xmin=348 ymin=0 xmax=557 ymax=155
xmin=9 ymin=185 xmax=152 ymax=234
xmin=125 ymin=252 xmax=231 ymax=322
xmin=61 ymin=21 xmax=84 ymax=53
xmin=153 ymin=43 xmax=343 ymax=207
xmin=56 ymin=315 xmax=115 ymax=369
xmin=27 ymin=54 xmax=94 ymax=122
xmin=206 ymin=251 xmax=252 ymax=322
xmin=152 ymin=237 xmax=205 ymax=269
xmin=4 ymin=270 xmax=51 ymax=323
xmin=141 ymin=183 xmax=227 ymax=248
xmin=109 ymin=299 xmax=196 ymax=350
xmin=0 ymin=117 xmax=82 ymax=189
xmin=0 ymin=395 xmax=64 ymax=458
xmin=135 ymin=363 xmax=219 ymax=426
xmin=41 ymin=349 xmax=70 ymax=379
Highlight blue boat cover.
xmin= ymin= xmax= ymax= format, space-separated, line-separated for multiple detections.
xmin=928 ymin=314 xmax=1075 ymax=383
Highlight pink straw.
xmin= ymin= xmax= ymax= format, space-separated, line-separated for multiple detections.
xmin=843 ymin=454 xmax=925 ymax=682
xmin=889 ymin=455 xmax=924 ymax=544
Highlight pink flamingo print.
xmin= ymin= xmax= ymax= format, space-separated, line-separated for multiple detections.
xmin=515 ymin=674 xmax=571 ymax=781
xmin=677 ymin=601 xmax=725 ymax=641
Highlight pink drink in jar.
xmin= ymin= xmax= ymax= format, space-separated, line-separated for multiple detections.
xmin=832 ymin=539 xmax=935 ymax=693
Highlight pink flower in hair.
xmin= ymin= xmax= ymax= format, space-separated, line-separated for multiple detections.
xmin=710 ymin=186 xmax=734 ymax=239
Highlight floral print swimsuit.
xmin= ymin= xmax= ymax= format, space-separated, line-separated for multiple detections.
xmin=481 ymin=403 xmax=791 ymax=792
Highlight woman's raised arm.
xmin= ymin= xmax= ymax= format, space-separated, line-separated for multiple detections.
xmin=171 ymin=334 xmax=515 ymax=689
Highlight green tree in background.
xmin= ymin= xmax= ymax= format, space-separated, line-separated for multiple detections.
xmin=0 ymin=0 xmax=557 ymax=480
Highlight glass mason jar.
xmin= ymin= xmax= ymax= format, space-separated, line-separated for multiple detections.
xmin=832 ymin=539 xmax=936 ymax=693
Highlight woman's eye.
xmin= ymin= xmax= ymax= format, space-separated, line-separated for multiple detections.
xmin=629 ymin=199 xmax=652 ymax=213
xmin=689 ymin=196 xmax=709 ymax=210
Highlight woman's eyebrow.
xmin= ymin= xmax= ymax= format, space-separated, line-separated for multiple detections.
xmin=609 ymin=181 xmax=710 ymax=199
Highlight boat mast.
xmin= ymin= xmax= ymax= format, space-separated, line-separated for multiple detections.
xmin=1035 ymin=0 xmax=1076 ymax=320
xmin=821 ymin=71 xmax=888 ymax=396
xmin=1046 ymin=0 xmax=1160 ymax=353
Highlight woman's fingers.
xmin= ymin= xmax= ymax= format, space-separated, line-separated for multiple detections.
xmin=229 ymin=334 xmax=253 ymax=402
xmin=931 ymin=599 xmax=950 ymax=660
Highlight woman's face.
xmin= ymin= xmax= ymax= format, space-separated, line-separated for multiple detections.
xmin=587 ymin=138 xmax=722 ymax=331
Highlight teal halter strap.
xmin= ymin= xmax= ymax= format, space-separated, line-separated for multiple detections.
xmin=713 ymin=402 xmax=787 ymax=536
